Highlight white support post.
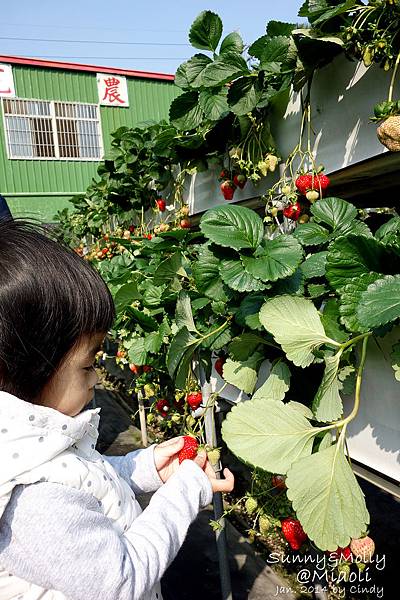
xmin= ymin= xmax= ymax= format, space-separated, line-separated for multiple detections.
xmin=137 ymin=389 xmax=148 ymax=448
xmin=201 ymin=380 xmax=233 ymax=600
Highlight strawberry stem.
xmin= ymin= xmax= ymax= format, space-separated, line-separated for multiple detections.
xmin=388 ymin=50 xmax=400 ymax=103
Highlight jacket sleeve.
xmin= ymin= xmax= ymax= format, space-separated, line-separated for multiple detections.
xmin=103 ymin=444 xmax=163 ymax=494
xmin=0 ymin=461 xmax=213 ymax=600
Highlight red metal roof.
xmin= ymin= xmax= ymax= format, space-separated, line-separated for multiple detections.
xmin=0 ymin=55 xmax=175 ymax=81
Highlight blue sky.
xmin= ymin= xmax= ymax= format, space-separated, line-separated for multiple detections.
xmin=1 ymin=0 xmax=305 ymax=74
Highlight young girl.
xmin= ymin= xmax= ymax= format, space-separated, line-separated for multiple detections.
xmin=0 ymin=219 xmax=234 ymax=600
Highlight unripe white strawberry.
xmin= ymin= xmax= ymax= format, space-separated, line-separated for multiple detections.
xmin=207 ymin=448 xmax=221 ymax=466
xmin=266 ymin=154 xmax=278 ymax=172
xmin=350 ymin=536 xmax=375 ymax=562
xmin=306 ymin=190 xmax=319 ymax=203
xmin=281 ymin=184 xmax=292 ymax=195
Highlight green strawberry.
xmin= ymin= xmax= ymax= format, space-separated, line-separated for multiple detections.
xmin=259 ymin=514 xmax=272 ymax=536
xmin=245 ymin=497 xmax=258 ymax=516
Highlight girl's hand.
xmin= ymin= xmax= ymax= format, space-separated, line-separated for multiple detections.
xmin=153 ymin=437 xmax=235 ymax=492
xmin=153 ymin=437 xmax=185 ymax=483
xmin=194 ymin=451 xmax=235 ymax=494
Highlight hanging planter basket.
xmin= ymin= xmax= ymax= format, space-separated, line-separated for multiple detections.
xmin=377 ymin=115 xmax=400 ymax=152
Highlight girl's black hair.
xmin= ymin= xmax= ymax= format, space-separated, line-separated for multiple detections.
xmin=0 ymin=218 xmax=115 ymax=402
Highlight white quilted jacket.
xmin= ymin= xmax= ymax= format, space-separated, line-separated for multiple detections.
xmin=0 ymin=391 xmax=206 ymax=600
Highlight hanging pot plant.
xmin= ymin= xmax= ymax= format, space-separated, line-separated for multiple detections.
xmin=373 ymin=53 xmax=400 ymax=151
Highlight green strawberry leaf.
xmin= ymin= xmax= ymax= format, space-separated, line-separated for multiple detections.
xmin=153 ymin=252 xmax=187 ymax=285
xmin=200 ymin=51 xmax=250 ymax=87
xmin=228 ymin=333 xmax=267 ymax=361
xmin=294 ymin=222 xmax=330 ymax=246
xmin=199 ymin=87 xmax=229 ymax=121
xmin=222 ymin=355 xmax=262 ymax=394
xmin=220 ymin=31 xmax=244 ymax=54
xmin=259 ymin=295 xmax=339 ymax=367
xmin=300 ymin=251 xmax=328 ymax=279
xmin=326 ymin=236 xmax=396 ymax=292
xmin=311 ymin=197 xmax=357 ymax=230
xmin=286 ymin=441 xmax=370 ymax=551
xmin=189 ymin=10 xmax=223 ymax=52
xmin=192 ymin=246 xmax=230 ymax=302
xmin=338 ymin=272 xmax=381 ymax=333
xmin=200 ymin=204 xmax=264 ymax=251
xmin=308 ymin=283 xmax=327 ymax=298
xmin=357 ymin=274 xmax=400 ymax=329
xmin=169 ymin=91 xmax=203 ymax=131
xmin=175 ymin=290 xmax=197 ymax=332
xmin=252 ymin=360 xmax=291 ymax=402
xmin=235 ymin=294 xmax=265 ymax=331
xmin=175 ymin=54 xmax=212 ymax=89
xmin=222 ymin=399 xmax=320 ymax=473
xmin=312 ymin=353 xmax=343 ymax=422
xmin=321 ymin=298 xmax=350 ymax=343
xmin=227 ymin=77 xmax=260 ymax=116
xmin=220 ymin=259 xmax=268 ymax=292
xmin=114 ymin=280 xmax=140 ymax=312
xmin=166 ymin=326 xmax=201 ymax=382
xmin=242 ymin=235 xmax=303 ymax=282
xmin=125 ymin=307 xmax=158 ymax=332
xmin=128 ymin=337 xmax=148 ymax=365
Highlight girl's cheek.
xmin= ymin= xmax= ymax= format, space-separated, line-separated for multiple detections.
xmin=88 ymin=368 xmax=99 ymax=388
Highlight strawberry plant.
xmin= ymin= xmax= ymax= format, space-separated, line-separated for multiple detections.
xmin=219 ymin=199 xmax=400 ymax=551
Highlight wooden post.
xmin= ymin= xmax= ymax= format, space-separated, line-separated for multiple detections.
xmin=201 ymin=380 xmax=233 ymax=600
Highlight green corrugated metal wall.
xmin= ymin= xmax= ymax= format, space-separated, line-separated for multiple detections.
xmin=0 ymin=65 xmax=179 ymax=221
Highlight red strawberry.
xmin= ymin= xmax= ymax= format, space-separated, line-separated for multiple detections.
xmin=186 ymin=391 xmax=202 ymax=410
xmin=215 ymin=357 xmax=226 ymax=377
xmin=220 ymin=180 xmax=236 ymax=200
xmin=146 ymin=234 xmax=152 ymax=240
xmin=283 ymin=202 xmax=301 ymax=221
xmin=316 ymin=173 xmax=330 ymax=190
xmin=156 ymin=199 xmax=166 ymax=212
xmin=102 ymin=247 xmax=109 ymax=254
xmin=272 ymin=474 xmax=287 ymax=491
xmin=219 ymin=169 xmax=229 ymax=180
xmin=180 ymin=218 xmax=191 ymax=229
xmin=129 ymin=225 xmax=135 ymax=233
xmin=350 ymin=536 xmax=375 ymax=562
xmin=328 ymin=546 xmax=353 ymax=562
xmin=295 ymin=174 xmax=313 ymax=195
xmin=233 ymin=174 xmax=247 ymax=189
xmin=295 ymin=173 xmax=330 ymax=194
xmin=142 ymin=365 xmax=152 ymax=373
xmin=129 ymin=364 xmax=142 ymax=376
xmin=281 ymin=517 xmax=307 ymax=550
xmin=178 ymin=435 xmax=199 ymax=463
xmin=155 ymin=398 xmax=170 ymax=415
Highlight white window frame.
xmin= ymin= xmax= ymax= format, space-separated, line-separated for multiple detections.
xmin=2 ymin=97 xmax=104 ymax=161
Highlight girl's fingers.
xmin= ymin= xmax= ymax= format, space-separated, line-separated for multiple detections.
xmin=211 ymin=468 xmax=235 ymax=493
xmin=157 ymin=437 xmax=184 ymax=455
xmin=158 ymin=436 xmax=184 ymax=448
xmin=193 ymin=451 xmax=207 ymax=470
